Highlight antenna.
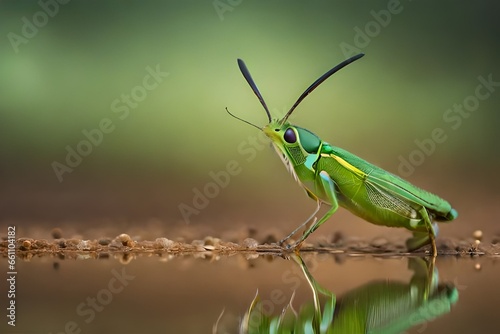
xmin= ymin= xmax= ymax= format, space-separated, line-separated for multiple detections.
xmin=237 ymin=59 xmax=272 ymax=122
xmin=280 ymin=53 xmax=365 ymax=124
xmin=225 ymin=107 xmax=261 ymax=130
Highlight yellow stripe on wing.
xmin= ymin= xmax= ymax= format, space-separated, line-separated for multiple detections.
xmin=322 ymin=153 xmax=366 ymax=178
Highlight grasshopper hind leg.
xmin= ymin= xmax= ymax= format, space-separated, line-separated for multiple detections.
xmin=406 ymin=208 xmax=439 ymax=256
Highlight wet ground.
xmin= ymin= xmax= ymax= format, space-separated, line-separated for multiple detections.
xmin=1 ymin=231 xmax=499 ymax=334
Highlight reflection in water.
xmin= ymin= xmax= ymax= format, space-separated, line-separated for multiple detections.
xmin=238 ymin=255 xmax=458 ymax=334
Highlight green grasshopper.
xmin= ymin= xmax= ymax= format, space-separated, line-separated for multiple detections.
xmin=228 ymin=53 xmax=457 ymax=255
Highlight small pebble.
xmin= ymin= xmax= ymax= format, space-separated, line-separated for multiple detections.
xmin=51 ymin=228 xmax=63 ymax=239
xmin=154 ymin=237 xmax=174 ymax=249
xmin=474 ymin=263 xmax=481 ymax=271
xmin=243 ymin=238 xmax=258 ymax=249
xmin=204 ymin=236 xmax=220 ymax=247
xmin=77 ymin=240 xmax=91 ymax=251
xmin=22 ymin=240 xmax=32 ymax=249
xmin=472 ymin=230 xmax=483 ymax=240
xmin=117 ymin=233 xmax=132 ymax=245
xmin=114 ymin=234 xmax=135 ymax=247
xmin=66 ymin=238 xmax=81 ymax=248
xmin=98 ymin=238 xmax=112 ymax=246
xmin=34 ymin=239 xmax=49 ymax=249
xmin=371 ymin=237 xmax=388 ymax=248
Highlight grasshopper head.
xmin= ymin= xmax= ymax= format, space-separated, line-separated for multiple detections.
xmin=263 ymin=120 xmax=321 ymax=166
xmin=228 ymin=54 xmax=364 ymax=164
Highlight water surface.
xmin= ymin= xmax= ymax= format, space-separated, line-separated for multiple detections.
xmin=3 ymin=251 xmax=498 ymax=333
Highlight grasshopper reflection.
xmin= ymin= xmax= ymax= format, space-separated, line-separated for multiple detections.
xmin=239 ymin=255 xmax=458 ymax=334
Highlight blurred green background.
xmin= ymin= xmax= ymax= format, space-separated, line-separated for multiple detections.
xmin=1 ymin=1 xmax=499 ymax=240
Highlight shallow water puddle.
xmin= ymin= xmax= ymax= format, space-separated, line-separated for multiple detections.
xmin=2 ymin=251 xmax=499 ymax=333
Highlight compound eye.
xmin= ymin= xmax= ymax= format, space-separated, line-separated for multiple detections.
xmin=284 ymin=128 xmax=297 ymax=143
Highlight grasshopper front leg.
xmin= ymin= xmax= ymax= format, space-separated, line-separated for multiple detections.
xmin=290 ymin=171 xmax=339 ymax=249
xmin=279 ymin=199 xmax=322 ymax=246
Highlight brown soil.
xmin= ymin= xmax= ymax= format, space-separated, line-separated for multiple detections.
xmin=2 ymin=232 xmax=498 ymax=261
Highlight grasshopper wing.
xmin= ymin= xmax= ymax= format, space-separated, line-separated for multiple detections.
xmin=327 ymin=145 xmax=456 ymax=221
